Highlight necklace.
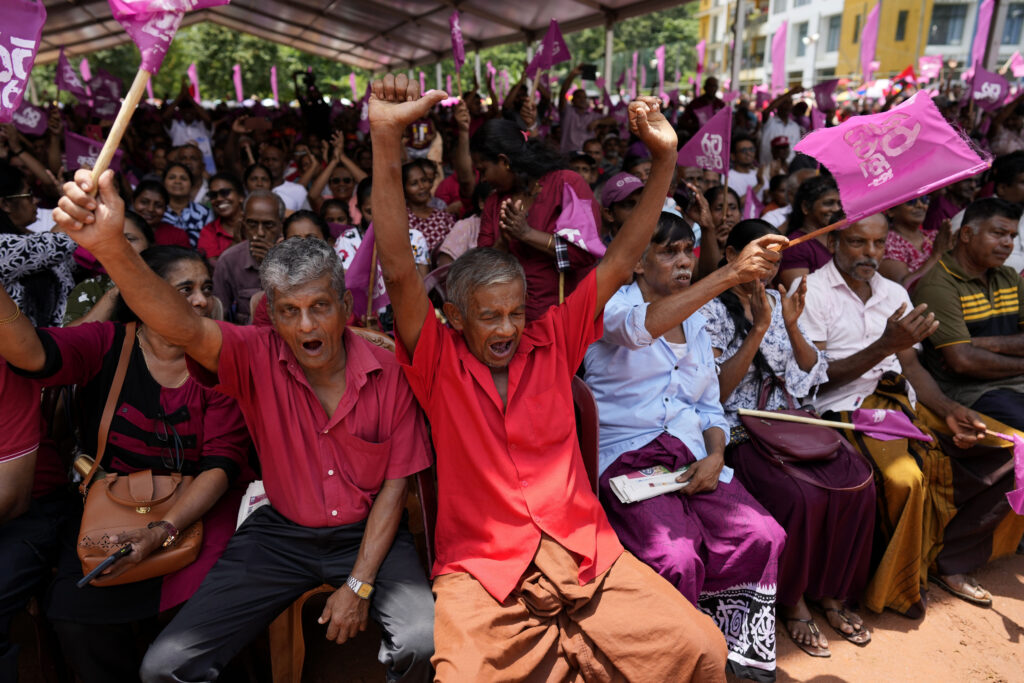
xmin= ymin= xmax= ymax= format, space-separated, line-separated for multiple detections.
xmin=137 ymin=328 xmax=189 ymax=389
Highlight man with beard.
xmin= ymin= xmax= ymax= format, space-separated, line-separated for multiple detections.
xmin=584 ymin=212 xmax=789 ymax=682
xmin=799 ymin=213 xmax=1023 ymax=616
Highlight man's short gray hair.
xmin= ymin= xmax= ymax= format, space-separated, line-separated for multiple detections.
xmin=259 ymin=237 xmax=345 ymax=308
xmin=244 ymin=189 xmax=285 ymax=220
xmin=446 ymin=248 xmax=526 ymax=315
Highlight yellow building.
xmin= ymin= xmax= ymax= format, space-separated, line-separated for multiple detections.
xmin=836 ymin=0 xmax=934 ymax=79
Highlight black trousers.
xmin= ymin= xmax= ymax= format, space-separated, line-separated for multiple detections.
xmin=973 ymin=388 xmax=1024 ymax=432
xmin=139 ymin=506 xmax=434 ymax=683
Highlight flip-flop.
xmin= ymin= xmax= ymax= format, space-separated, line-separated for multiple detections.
xmin=931 ymin=575 xmax=993 ymax=607
xmin=784 ymin=617 xmax=831 ymax=658
xmin=822 ymin=607 xmax=871 ymax=646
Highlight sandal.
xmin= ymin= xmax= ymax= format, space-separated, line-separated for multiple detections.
xmin=784 ymin=617 xmax=831 ymax=658
xmin=822 ymin=607 xmax=871 ymax=646
xmin=931 ymin=575 xmax=993 ymax=607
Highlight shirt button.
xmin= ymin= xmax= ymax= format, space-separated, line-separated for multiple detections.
xmin=664 ymin=397 xmax=669 ymax=402
xmin=327 ymin=469 xmax=334 ymax=476
xmin=322 ymin=429 xmax=329 ymax=435
xmin=521 ymin=480 xmax=528 ymax=488
xmin=674 ymin=365 xmax=678 ymax=370
xmin=331 ymin=510 xmax=338 ymax=516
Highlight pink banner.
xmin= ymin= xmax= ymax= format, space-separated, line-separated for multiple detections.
xmin=12 ymin=101 xmax=47 ymax=135
xmin=1011 ymin=52 xmax=1024 ymax=78
xmin=91 ymin=69 xmax=123 ymax=99
xmin=852 ymin=409 xmax=932 ymax=441
xmin=655 ymin=45 xmax=666 ymax=97
xmin=810 ymin=107 xmax=827 ymax=130
xmin=972 ymin=66 xmax=1009 ymax=112
xmin=419 ymin=71 xmax=426 ymax=94
xmin=694 ymin=103 xmax=715 ymax=126
xmin=349 ymin=73 xmax=358 ymax=100
xmin=813 ymin=79 xmax=838 ymax=112
xmin=66 ymin=130 xmax=123 ymax=171
xmin=80 ymin=58 xmax=92 ymax=83
xmin=918 ymin=55 xmax=943 ymax=81
xmin=677 ymin=106 xmax=731 ymax=173
xmin=449 ymin=11 xmax=466 ymax=73
xmin=972 ymin=0 xmax=995 ymax=69
xmin=270 ymin=65 xmax=278 ymax=105
xmin=187 ymin=62 xmax=201 ymax=102
xmin=860 ymin=3 xmax=880 ymax=83
xmin=446 ymin=74 xmax=453 ymax=95
xmin=771 ymin=21 xmax=788 ymax=92
xmin=56 ymin=48 xmax=90 ymax=100
xmin=742 ymin=185 xmax=763 ymax=220
xmin=109 ymin=0 xmax=229 ymax=73
xmin=232 ymin=64 xmax=243 ymax=102
xmin=1006 ymin=433 xmax=1024 ymax=514
xmin=93 ymin=94 xmax=119 ymax=119
xmin=526 ymin=19 xmax=570 ymax=78
xmin=555 ymin=184 xmax=606 ymax=256
xmin=631 ymin=51 xmax=639 ymax=100
xmin=344 ymin=223 xmax=389 ymax=315
xmin=794 ymin=92 xmax=991 ymax=223
xmin=0 ymin=0 xmax=45 ymax=123
xmin=696 ymin=40 xmax=706 ymax=81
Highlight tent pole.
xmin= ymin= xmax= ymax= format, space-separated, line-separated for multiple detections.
xmin=436 ymin=62 xmax=443 ymax=91
xmin=604 ymin=17 xmax=614 ymax=94
xmin=475 ymin=53 xmax=482 ymax=88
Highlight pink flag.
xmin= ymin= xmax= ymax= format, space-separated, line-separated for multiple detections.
xmin=92 ymin=94 xmax=120 ymax=119
xmin=187 ymin=63 xmax=201 ymax=102
xmin=693 ymin=103 xmax=715 ymax=126
xmin=972 ymin=66 xmax=1009 ymax=112
xmin=349 ymin=73 xmax=358 ymax=100
xmin=419 ymin=71 xmax=426 ymax=94
xmin=1006 ymin=434 xmax=1024 ymax=514
xmin=860 ymin=3 xmax=881 ymax=83
xmin=56 ymin=48 xmax=90 ymax=100
xmin=918 ymin=55 xmax=943 ymax=81
xmin=449 ymin=11 xmax=466 ymax=73
xmin=742 ymin=185 xmax=763 ymax=220
xmin=66 ymin=130 xmax=124 ymax=171
xmin=677 ymin=106 xmax=731 ymax=173
xmin=851 ymin=409 xmax=932 ymax=441
xmin=79 ymin=58 xmax=92 ymax=83
xmin=108 ymin=0 xmax=229 ymax=74
xmin=696 ymin=40 xmax=706 ymax=81
xmin=771 ymin=22 xmax=788 ymax=92
xmin=810 ymin=107 xmax=827 ymax=130
xmin=1011 ymin=51 xmax=1024 ymax=78
xmin=446 ymin=75 xmax=453 ymax=95
xmin=655 ymin=45 xmax=666 ymax=97
xmin=344 ymin=224 xmax=389 ymax=316
xmin=91 ymin=69 xmax=123 ymax=100
xmin=0 ymin=0 xmax=45 ymax=123
xmin=631 ymin=51 xmax=639 ymax=99
xmin=813 ymin=79 xmax=838 ymax=111
xmin=554 ymin=184 xmax=606 ymax=257
xmin=526 ymin=19 xmax=570 ymax=78
xmin=794 ymin=92 xmax=991 ymax=223
xmin=232 ymin=64 xmax=243 ymax=102
xmin=972 ymin=0 xmax=995 ymax=70
xmin=722 ymin=90 xmax=739 ymax=104
xmin=270 ymin=65 xmax=279 ymax=105
xmin=12 ymin=101 xmax=47 ymax=136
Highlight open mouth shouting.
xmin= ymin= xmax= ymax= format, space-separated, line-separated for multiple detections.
xmin=488 ymin=338 xmax=516 ymax=362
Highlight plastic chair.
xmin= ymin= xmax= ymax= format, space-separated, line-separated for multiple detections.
xmin=571 ymin=375 xmax=601 ymax=494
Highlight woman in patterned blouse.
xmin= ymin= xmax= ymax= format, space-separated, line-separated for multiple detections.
xmin=879 ymin=195 xmax=952 ymax=290
xmin=162 ymin=163 xmax=211 ymax=248
xmin=403 ymin=160 xmax=454 ymax=255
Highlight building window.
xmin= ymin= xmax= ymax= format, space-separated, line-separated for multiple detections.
xmin=1004 ymin=3 xmax=1024 ymax=43
xmin=895 ymin=10 xmax=909 ymax=41
xmin=712 ymin=15 xmax=719 ymax=41
xmin=929 ymin=4 xmax=968 ymax=45
xmin=796 ymin=21 xmax=809 ymax=57
xmin=853 ymin=14 xmax=861 ymax=43
xmin=826 ymin=15 xmax=842 ymax=52
xmin=773 ymin=0 xmax=786 ymax=15
xmin=794 ymin=0 xmax=810 ymax=7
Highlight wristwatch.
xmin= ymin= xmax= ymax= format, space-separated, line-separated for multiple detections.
xmin=147 ymin=520 xmax=179 ymax=548
xmin=346 ymin=575 xmax=374 ymax=600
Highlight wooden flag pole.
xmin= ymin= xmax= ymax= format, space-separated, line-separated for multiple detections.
xmin=738 ymin=408 xmax=856 ymax=430
xmin=456 ymin=71 xmax=463 ymax=98
xmin=773 ymin=217 xmax=848 ymax=251
xmin=985 ymin=428 xmax=1014 ymax=441
xmin=90 ymin=69 xmax=151 ymax=188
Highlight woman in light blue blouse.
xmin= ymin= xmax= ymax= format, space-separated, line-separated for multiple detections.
xmin=700 ymin=219 xmax=876 ymax=658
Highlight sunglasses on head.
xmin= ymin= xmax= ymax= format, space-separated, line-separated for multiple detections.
xmin=207 ymin=188 xmax=236 ymax=200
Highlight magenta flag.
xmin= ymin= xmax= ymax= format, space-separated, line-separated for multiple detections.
xmin=187 ymin=63 xmax=201 ymax=102
xmin=66 ymin=130 xmax=124 ymax=171
xmin=693 ymin=103 xmax=715 ymax=126
xmin=0 ymin=0 xmax=45 ymax=123
xmin=918 ymin=55 xmax=943 ymax=81
xmin=446 ymin=74 xmax=453 ymax=95
xmin=12 ymin=101 xmax=47 ymax=135
xmin=526 ymin=19 xmax=570 ymax=78
xmin=771 ymin=21 xmax=788 ymax=92
xmin=55 ymin=48 xmax=90 ymax=100
xmin=91 ymin=69 xmax=123 ymax=99
xmin=813 ymin=79 xmax=838 ymax=111
xmin=655 ymin=45 xmax=666 ymax=97
xmin=696 ymin=40 xmax=706 ymax=81
xmin=794 ymin=92 xmax=991 ymax=223
xmin=554 ymin=184 xmax=606 ymax=257
xmin=449 ymin=11 xmax=466 ymax=73
xmin=972 ymin=66 xmax=1009 ymax=112
xmin=722 ymin=90 xmax=739 ymax=103
xmin=93 ymin=94 xmax=120 ymax=119
xmin=860 ymin=3 xmax=880 ymax=83
xmin=1011 ymin=52 xmax=1024 ymax=78
xmin=742 ymin=185 xmax=763 ymax=220
xmin=79 ymin=58 xmax=92 ymax=83
xmin=349 ymin=73 xmax=358 ymax=100
xmin=972 ymin=0 xmax=995 ymax=70
xmin=1007 ymin=434 xmax=1024 ymax=514
xmin=810 ymin=107 xmax=827 ymax=130
xmin=344 ymin=224 xmax=389 ymax=315
xmin=851 ymin=409 xmax=932 ymax=441
xmin=677 ymin=106 xmax=731 ymax=173
xmin=270 ymin=65 xmax=279 ymax=105
xmin=232 ymin=64 xmax=243 ymax=102
xmin=108 ymin=0 xmax=229 ymax=73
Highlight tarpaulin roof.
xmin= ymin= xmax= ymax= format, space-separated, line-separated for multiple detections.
xmin=37 ymin=0 xmax=687 ymax=71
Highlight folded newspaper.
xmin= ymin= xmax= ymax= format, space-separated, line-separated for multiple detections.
xmin=609 ymin=465 xmax=690 ymax=504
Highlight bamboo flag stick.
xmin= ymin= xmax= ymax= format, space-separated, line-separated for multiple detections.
xmin=770 ymin=217 xmax=848 ymax=252
xmin=90 ymin=69 xmax=151 ymax=188
xmin=738 ymin=408 xmax=856 ymax=431
xmin=986 ymin=428 xmax=1014 ymax=441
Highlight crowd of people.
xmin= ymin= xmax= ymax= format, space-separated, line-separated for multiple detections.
xmin=1 ymin=59 xmax=1023 ymax=683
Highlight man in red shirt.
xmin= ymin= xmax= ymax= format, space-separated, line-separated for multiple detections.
xmin=370 ymin=74 xmax=727 ymax=681
xmin=54 ymin=177 xmax=435 ymax=681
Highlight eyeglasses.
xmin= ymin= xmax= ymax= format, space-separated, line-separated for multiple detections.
xmin=154 ymin=410 xmax=185 ymax=472
xmin=2 ymin=193 xmax=32 ymax=201
xmin=906 ymin=195 xmax=931 ymax=206
xmin=736 ymin=146 xmax=756 ymax=154
xmin=207 ymin=188 xmax=236 ymax=200
xmin=329 ymin=176 xmax=354 ymax=185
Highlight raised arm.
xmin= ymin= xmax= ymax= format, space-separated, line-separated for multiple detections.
xmin=594 ymin=97 xmax=677 ymax=310
xmin=558 ymin=65 xmax=581 ymax=112
xmin=369 ymin=74 xmax=447 ymax=357
xmin=53 ymin=170 xmax=224 ymax=372
xmin=452 ymin=101 xmax=476 ymax=199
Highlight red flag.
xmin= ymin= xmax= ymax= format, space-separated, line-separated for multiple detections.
xmin=895 ymin=65 xmax=917 ymax=84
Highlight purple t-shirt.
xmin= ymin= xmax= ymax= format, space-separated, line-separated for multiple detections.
xmin=778 ymin=230 xmax=832 ymax=279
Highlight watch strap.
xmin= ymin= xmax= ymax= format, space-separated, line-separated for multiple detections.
xmin=346 ymin=575 xmax=374 ymax=599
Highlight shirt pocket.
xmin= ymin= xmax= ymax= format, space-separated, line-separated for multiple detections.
xmin=341 ymin=434 xmax=393 ymax=492
xmin=521 ymin=386 xmax=574 ymax=451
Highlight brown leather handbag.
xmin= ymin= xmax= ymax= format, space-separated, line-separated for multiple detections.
xmin=76 ymin=323 xmax=203 ymax=587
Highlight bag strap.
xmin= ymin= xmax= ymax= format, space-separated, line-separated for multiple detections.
xmin=756 ymin=364 xmax=797 ymax=411
xmin=79 ymin=322 xmax=137 ymax=495
xmin=772 ymin=454 xmax=874 ymax=492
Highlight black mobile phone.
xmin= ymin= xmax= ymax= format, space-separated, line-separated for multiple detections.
xmin=77 ymin=543 xmax=132 ymax=588
xmin=580 ymin=64 xmax=598 ymax=81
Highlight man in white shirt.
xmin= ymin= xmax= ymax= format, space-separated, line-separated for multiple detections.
xmin=726 ymin=134 xmax=762 ymax=201
xmin=259 ymin=141 xmax=311 ymax=212
xmin=799 ymin=214 xmax=994 ymax=617
xmin=758 ymin=94 xmax=803 ymax=166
